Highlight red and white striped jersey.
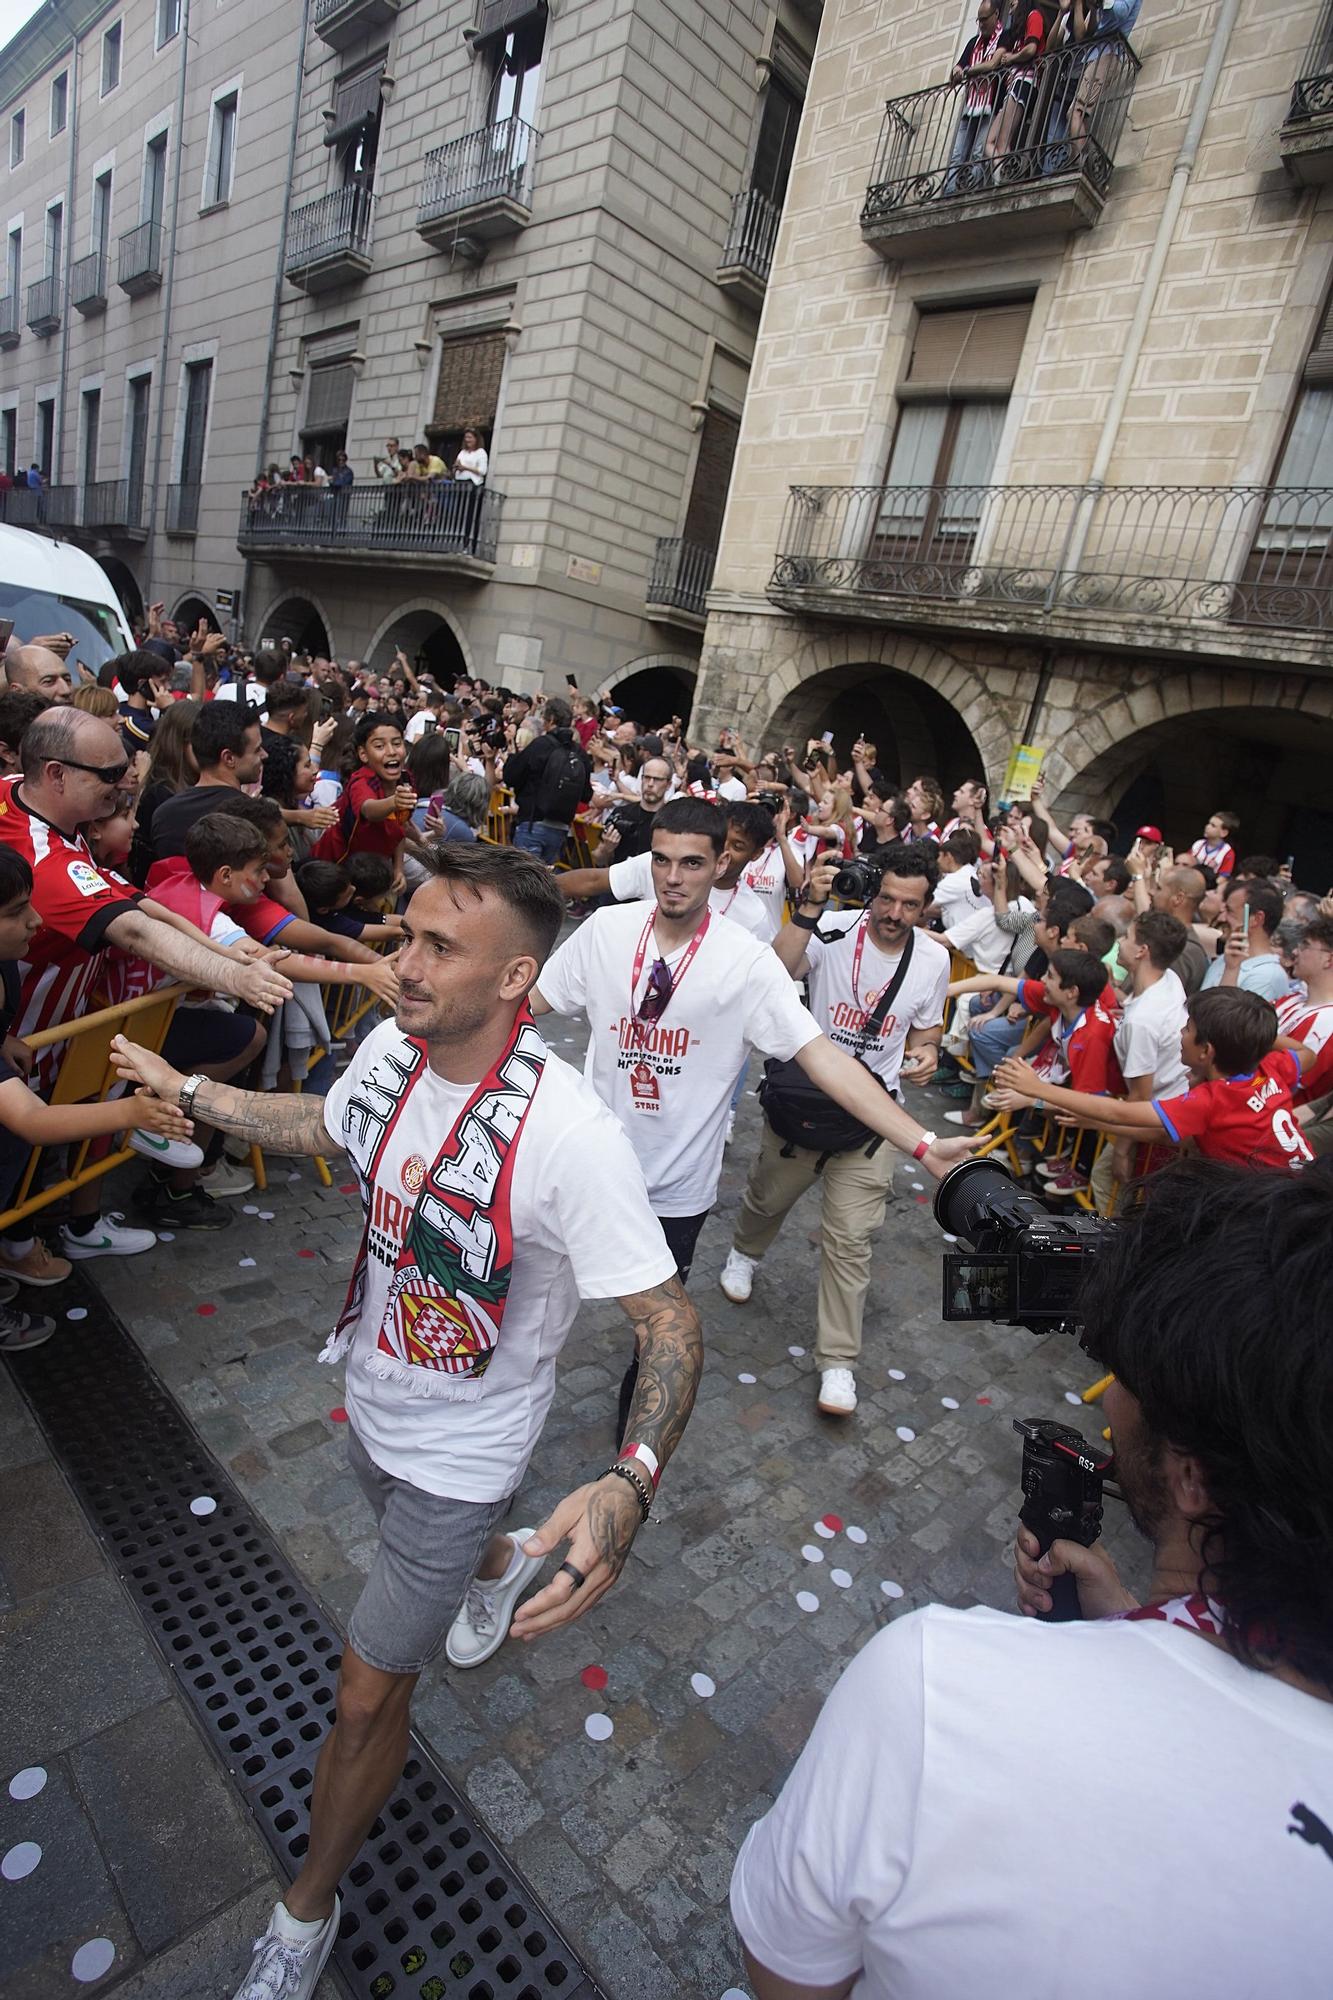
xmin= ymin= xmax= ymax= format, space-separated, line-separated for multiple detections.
xmin=1276 ymin=990 xmax=1333 ymax=1106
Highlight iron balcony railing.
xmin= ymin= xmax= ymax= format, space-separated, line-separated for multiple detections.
xmin=417 ymin=116 xmax=538 ymax=227
xmin=285 ymin=184 xmax=375 ymax=273
xmin=71 ymin=250 xmax=108 ymax=312
xmin=81 ymin=478 xmax=145 ymax=532
xmin=648 ymin=537 xmax=717 ymax=617
xmin=770 ymin=483 xmax=1333 ymax=636
xmin=2 ymin=483 xmax=79 ymax=527
xmin=26 ymin=274 xmax=60 ymax=333
xmin=237 ymin=481 xmax=503 ymax=562
xmin=862 ymin=34 xmax=1139 ymax=224
xmin=1290 ymin=0 xmax=1333 ymax=118
xmin=720 ymin=184 xmax=782 ymax=286
xmin=117 ymin=219 xmax=162 ymax=291
xmin=0 ymin=292 xmax=18 ymax=344
xmin=166 ymin=483 xmax=201 ymax=535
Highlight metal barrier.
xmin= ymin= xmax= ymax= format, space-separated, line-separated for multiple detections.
xmin=417 ymin=114 xmax=538 ymax=226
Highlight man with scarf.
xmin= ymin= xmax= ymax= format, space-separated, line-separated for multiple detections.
xmin=112 ymin=841 xmax=702 ymax=2000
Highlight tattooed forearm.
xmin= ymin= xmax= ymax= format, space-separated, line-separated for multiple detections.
xmin=618 ymin=1276 xmax=704 ymax=1471
xmin=193 ymin=1081 xmax=343 ymax=1157
xmin=587 ymin=1480 xmax=641 ymax=1581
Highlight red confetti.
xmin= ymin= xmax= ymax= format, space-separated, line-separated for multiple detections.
xmin=580 ymin=1664 xmax=608 ymax=1691
xmin=297 ymin=1248 xmax=316 ymax=1259
xmin=976 ymin=1395 xmax=991 ymax=1405
xmin=820 ymin=1513 xmax=844 ymax=1533
xmin=196 ymin=1303 xmax=217 ymax=1316
xmin=914 ymin=1194 xmax=929 ymax=1204
xmin=329 ymin=1407 xmax=349 ymax=1424
xmin=339 ymin=1183 xmax=358 ymax=1195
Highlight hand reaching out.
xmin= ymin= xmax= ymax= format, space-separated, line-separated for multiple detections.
xmin=510 ymin=1476 xmax=644 ymax=1641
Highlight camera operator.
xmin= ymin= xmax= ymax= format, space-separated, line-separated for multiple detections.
xmin=730 ymin=1161 xmax=1333 ymax=1998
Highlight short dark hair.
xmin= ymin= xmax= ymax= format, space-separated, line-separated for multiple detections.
xmin=263 ymin=681 xmax=311 ymax=719
xmin=212 ymin=792 xmax=285 ymax=838
xmin=1070 ymin=913 xmax=1115 ymax=961
xmin=190 ymin=702 xmax=259 ymax=770
xmin=1091 ymin=818 xmax=1117 ymax=847
xmin=1133 ymin=909 xmax=1188 ymax=969
xmin=877 ymin=837 xmax=940 ymax=895
xmin=941 ymin=828 xmax=982 ymax=865
xmin=345 ymin=851 xmax=394 ymax=899
xmin=1047 ymin=947 xmax=1108 ymax=1006
xmin=1078 ymin=1159 xmax=1333 ymax=1692
xmin=355 ymin=711 xmax=404 ymax=751
xmin=1187 ymin=987 xmax=1277 ymax=1073
xmin=185 ymin=813 xmax=267 ymax=883
xmin=253 ymin=650 xmax=288 ymax=687
xmin=1095 ymin=855 xmax=1132 ymax=895
xmin=725 ymin=800 xmax=776 ymax=853
xmin=110 ymin=648 xmax=165 ymax=697
xmin=0 ymin=847 xmax=34 ymax=904
xmin=1227 ymin=876 xmax=1283 ymax=938
xmin=653 ymin=797 xmax=727 ymax=854
xmin=1302 ymin=914 xmax=1333 ymax=954
xmin=1211 ymin=808 xmax=1241 ymax=835
xmin=1043 ymin=880 xmax=1095 ymax=933
xmin=416 ymin=839 xmax=564 ymax=964
xmin=0 ymin=688 xmax=48 ymax=755
xmin=1235 ymin=855 xmax=1280 ymax=882
xmin=542 ymin=697 xmax=573 ymax=731
xmin=295 ymin=859 xmax=350 ymax=913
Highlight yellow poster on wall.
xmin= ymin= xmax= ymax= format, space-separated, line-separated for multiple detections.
xmin=1000 ymin=744 xmax=1045 ymax=803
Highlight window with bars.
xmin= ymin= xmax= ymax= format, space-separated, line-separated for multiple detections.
xmin=428 ymin=329 xmax=505 ymax=463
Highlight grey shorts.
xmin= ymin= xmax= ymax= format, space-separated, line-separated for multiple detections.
xmin=346 ymin=1426 xmax=511 ymax=1676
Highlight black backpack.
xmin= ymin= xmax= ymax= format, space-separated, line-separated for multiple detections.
xmin=533 ymin=735 xmax=588 ymax=824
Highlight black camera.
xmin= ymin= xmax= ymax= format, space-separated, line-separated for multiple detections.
xmin=756 ymin=788 xmax=786 ymax=815
xmin=831 ymin=853 xmax=885 ymax=902
xmin=1013 ymin=1417 xmax=1115 ymax=1622
xmin=934 ymin=1158 xmax=1114 ymax=1338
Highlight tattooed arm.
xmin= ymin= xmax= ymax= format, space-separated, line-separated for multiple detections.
xmin=511 ymin=1276 xmax=703 ymax=1640
xmin=110 ymin=1036 xmax=342 ymax=1156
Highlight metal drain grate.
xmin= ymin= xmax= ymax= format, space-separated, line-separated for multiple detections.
xmin=6 ymin=1283 xmax=603 ymax=2000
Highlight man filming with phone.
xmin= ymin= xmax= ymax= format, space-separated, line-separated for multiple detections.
xmin=730 ymin=1161 xmax=1333 ymax=1997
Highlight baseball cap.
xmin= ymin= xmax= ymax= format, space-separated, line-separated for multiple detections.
xmin=1136 ymin=824 xmax=1163 ymax=842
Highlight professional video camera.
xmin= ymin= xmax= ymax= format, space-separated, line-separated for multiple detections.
xmin=831 ymin=852 xmax=885 ymax=903
xmin=933 ymin=1158 xmax=1115 ymax=1339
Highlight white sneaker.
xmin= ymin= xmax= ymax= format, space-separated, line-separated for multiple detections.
xmin=128 ymin=1128 xmax=205 ymax=1170
xmin=60 ymin=1212 xmax=157 ymax=1259
xmin=233 ymin=1897 xmax=340 ymax=2000
xmin=818 ymin=1366 xmax=857 ymax=1416
xmin=719 ymin=1248 xmax=756 ymax=1303
xmin=445 ymin=1530 xmax=544 ymax=1669
xmin=200 ymin=1158 xmax=257 ymax=1199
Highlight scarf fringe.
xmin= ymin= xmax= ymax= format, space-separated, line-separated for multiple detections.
xmin=355 ymin=1347 xmax=484 ymax=1402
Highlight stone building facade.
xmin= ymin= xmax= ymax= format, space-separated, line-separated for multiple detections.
xmin=692 ymin=0 xmax=1333 ymax=877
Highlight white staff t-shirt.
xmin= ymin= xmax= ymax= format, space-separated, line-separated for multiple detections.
xmin=606 ymin=848 xmax=770 ymax=940
xmin=802 ymin=916 xmax=950 ymax=1091
xmin=322 ymin=1021 xmax=676 ymax=1500
xmin=536 ymin=902 xmax=821 ymax=1214
xmin=732 ymin=1604 xmax=1333 ymax=1999
xmin=740 ymin=841 xmax=790 ymax=942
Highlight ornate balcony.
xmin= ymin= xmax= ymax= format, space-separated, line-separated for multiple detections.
xmin=312 ymin=0 xmax=399 ymax=52
xmin=646 ymin=537 xmax=717 ymax=627
xmin=716 ymin=185 xmax=781 ymax=311
xmin=416 ymin=118 xmax=538 ymax=253
xmin=285 ymin=185 xmax=375 ymax=293
xmin=81 ymin=479 xmax=146 ymax=538
xmin=861 ymin=36 xmax=1138 ymax=262
xmin=117 ymin=221 xmax=162 ymax=297
xmin=26 ymin=275 xmax=60 ymax=336
xmin=71 ymin=251 xmax=108 ymax=316
xmin=1282 ymin=0 xmax=1333 ymax=184
xmin=236 ymin=481 xmax=502 ymax=573
xmin=768 ymin=482 xmax=1333 ymax=669
xmin=0 ymin=292 xmax=18 ymax=350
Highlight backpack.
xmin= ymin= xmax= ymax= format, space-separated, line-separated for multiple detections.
xmin=533 ymin=735 xmax=587 ymax=824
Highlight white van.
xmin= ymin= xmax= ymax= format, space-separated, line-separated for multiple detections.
xmin=0 ymin=523 xmax=133 ymax=674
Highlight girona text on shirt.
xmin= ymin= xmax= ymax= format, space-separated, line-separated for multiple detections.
xmin=828 ymin=1003 xmax=900 ymax=1040
xmin=616 ymin=1015 xmax=691 ymax=1058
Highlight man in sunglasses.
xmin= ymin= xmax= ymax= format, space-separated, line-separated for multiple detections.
xmin=531 ymin=799 xmax=977 ymax=1435
xmin=0 ymin=708 xmax=293 ymax=1263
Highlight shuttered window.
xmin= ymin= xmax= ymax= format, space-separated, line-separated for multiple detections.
xmin=431 ymin=330 xmax=506 ymax=437
xmin=682 ymin=407 xmax=741 ymax=552
xmin=476 ymin=0 xmax=544 ymax=43
xmin=304 ymin=361 xmax=355 ymax=436
xmin=325 ymin=63 xmax=384 ymax=146
xmin=1303 ymin=292 xmax=1333 ymax=387
xmin=903 ymin=300 xmax=1032 ymax=397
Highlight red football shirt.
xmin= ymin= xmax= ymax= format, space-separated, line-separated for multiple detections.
xmin=229 ymin=893 xmax=298 ymax=946
xmin=1276 ymin=993 xmax=1333 ymax=1107
xmin=1152 ymin=1050 xmax=1312 ymax=1171
xmin=313 ymin=767 xmax=410 ymax=860
xmin=1018 ymin=979 xmax=1122 ymax=1094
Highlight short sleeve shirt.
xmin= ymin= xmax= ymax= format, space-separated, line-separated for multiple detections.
xmin=228 ymin=893 xmax=297 ymax=946
xmin=1276 ymin=993 xmax=1333 ymax=1106
xmin=802 ymin=917 xmax=951 ymax=1092
xmin=1153 ymin=1050 xmax=1312 ymax=1170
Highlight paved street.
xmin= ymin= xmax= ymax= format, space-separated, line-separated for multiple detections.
xmin=2 ymin=999 xmax=1144 ymax=1997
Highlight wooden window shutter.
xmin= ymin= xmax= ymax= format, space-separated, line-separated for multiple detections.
xmin=682 ymin=407 xmax=741 ymax=550
xmin=1304 ymin=293 xmax=1333 ymax=386
xmin=304 ymin=361 xmax=355 ymax=434
xmin=904 ymin=302 xmax=1032 ymax=395
xmin=325 ymin=63 xmax=384 ymax=145
xmin=431 ymin=330 xmax=507 ymax=435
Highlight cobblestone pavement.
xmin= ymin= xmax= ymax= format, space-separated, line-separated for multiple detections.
xmin=74 ymin=1005 xmax=1142 ymax=2000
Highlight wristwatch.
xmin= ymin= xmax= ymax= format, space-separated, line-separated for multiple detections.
xmin=178 ymin=1073 xmax=207 ymax=1118
xmin=912 ymin=1131 xmax=937 ymax=1161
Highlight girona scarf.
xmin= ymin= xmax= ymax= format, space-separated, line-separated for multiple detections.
xmin=319 ymin=1007 xmax=547 ymax=1401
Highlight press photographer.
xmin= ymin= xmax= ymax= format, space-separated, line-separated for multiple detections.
xmin=730 ymin=1161 xmax=1333 ymax=1997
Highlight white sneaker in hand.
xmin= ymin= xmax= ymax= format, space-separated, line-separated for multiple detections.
xmin=719 ymin=1248 xmax=756 ymax=1303
xmin=128 ymin=1127 xmax=205 ymax=1170
xmin=445 ymin=1530 xmax=544 ymax=1668
xmin=232 ymin=1897 xmax=339 ymax=2000
xmin=818 ymin=1367 xmax=857 ymax=1417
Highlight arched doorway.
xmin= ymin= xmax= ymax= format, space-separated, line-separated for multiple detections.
xmin=367 ymin=605 xmax=468 ymax=683
xmin=766 ymin=661 xmax=986 ymax=791
xmin=606 ymin=655 xmax=697 ymax=729
xmin=173 ymin=593 xmax=221 ymax=636
xmin=95 ymin=556 xmax=143 ymax=633
xmin=258 ymin=596 xmax=331 ymax=656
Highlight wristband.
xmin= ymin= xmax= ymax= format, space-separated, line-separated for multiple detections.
xmin=601 ymin=1460 xmax=652 ymax=1522
xmin=620 ymin=1441 xmax=661 ymax=1490
xmin=791 ymin=908 xmax=822 ymax=931
xmin=912 ymin=1131 xmax=937 ymax=1161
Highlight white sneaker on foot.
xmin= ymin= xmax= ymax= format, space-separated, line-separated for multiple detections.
xmin=60 ymin=1212 xmax=156 ymax=1259
xmin=719 ymin=1248 xmax=756 ymax=1303
xmin=818 ymin=1366 xmax=857 ymax=1416
xmin=445 ymin=1530 xmax=544 ymax=1668
xmin=128 ymin=1127 xmax=205 ymax=1170
xmin=233 ymin=1897 xmax=340 ymax=2000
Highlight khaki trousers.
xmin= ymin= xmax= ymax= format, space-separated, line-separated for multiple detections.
xmin=733 ymin=1119 xmax=896 ymax=1371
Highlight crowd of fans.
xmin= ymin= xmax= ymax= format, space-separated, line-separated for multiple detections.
xmin=245 ymin=428 xmax=489 ymax=505
xmin=945 ymin=0 xmax=1141 ymax=186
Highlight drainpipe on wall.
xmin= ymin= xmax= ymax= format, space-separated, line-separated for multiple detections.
xmin=239 ymin=0 xmax=313 ymax=646
xmin=53 ymin=31 xmax=78 ymax=487
xmin=142 ymin=0 xmax=192 ymax=589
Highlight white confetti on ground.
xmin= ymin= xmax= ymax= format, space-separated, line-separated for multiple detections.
xmin=257 ymin=1210 xmax=275 ymax=1221
xmin=7 ymin=1767 xmax=46 ymax=1802
xmin=1064 ymin=1391 xmax=1083 ymax=1406
xmin=888 ymin=1367 xmax=906 ymax=1381
xmin=942 ymin=1232 xmax=958 ymax=1243
xmin=941 ymin=1396 xmax=960 ymax=1410
xmin=71 ymin=1939 xmax=117 ymax=1983
xmin=238 ymin=1257 xmax=256 ymax=1268
xmin=845 ymin=1525 xmax=867 ymax=1545
xmin=721 ymin=1990 xmax=749 ymax=1999
xmin=880 ymin=1580 xmax=905 ymax=1600
xmin=242 ymin=1204 xmax=259 ymax=1215
xmin=896 ymin=1426 xmax=916 ymax=1443
xmin=795 ymin=1590 xmax=820 ymax=1613
xmin=287 ymin=1172 xmax=302 ymax=1184
xmin=2 ymin=1841 xmax=41 ymax=1881
xmin=65 ymin=1307 xmax=87 ymax=1322
xmin=911 ymin=1181 xmax=925 ymax=1192
xmin=737 ymin=1371 xmax=756 ymax=1384
xmin=690 ymin=1672 xmax=716 ymax=1698
xmin=800 ymin=1544 xmax=824 ymax=1564
xmin=189 ymin=1496 xmax=217 ymax=1518
xmin=830 ymin=1568 xmax=852 ymax=1589
xmin=813 ymin=1520 xmax=835 ymax=1540
xmin=584 ymin=1712 xmax=614 ymax=1742
xmin=787 ymin=1344 xmax=805 ymax=1358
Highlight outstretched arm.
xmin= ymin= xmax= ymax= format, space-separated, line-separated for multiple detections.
xmin=111 ymin=1036 xmax=341 ymax=1156
xmin=794 ymin=1034 xmax=978 ymax=1178
xmin=105 ymin=908 xmax=293 ymax=1014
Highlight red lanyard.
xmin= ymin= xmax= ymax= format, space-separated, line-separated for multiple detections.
xmin=630 ymin=907 xmax=710 ymax=1021
xmin=851 ymin=913 xmax=903 ymax=1013
xmin=712 ymin=883 xmax=739 ymax=917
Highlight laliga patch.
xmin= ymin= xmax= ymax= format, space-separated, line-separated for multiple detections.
xmin=68 ymin=860 xmax=112 ymax=899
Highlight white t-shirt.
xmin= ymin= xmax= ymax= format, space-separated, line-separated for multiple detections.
xmin=404 ymin=710 xmax=441 ymax=743
xmin=322 ymin=1021 xmax=676 ymax=1500
xmin=933 ymin=866 xmax=982 ymax=920
xmin=213 ymin=678 xmax=266 ymax=708
xmin=716 ymin=775 xmax=748 ymax=802
xmin=454 ymin=445 xmax=488 ymax=486
xmin=740 ymin=841 xmax=790 ymax=942
xmin=606 ymin=849 xmax=770 ymax=940
xmin=803 ymin=916 xmax=951 ymax=1091
xmin=535 ymin=901 xmax=821 ymax=1213
xmin=731 ymin=1603 xmax=1333 ymax=1999
xmin=1116 ymin=967 xmax=1189 ymax=1096
xmin=943 ymin=892 xmax=1031 ymax=975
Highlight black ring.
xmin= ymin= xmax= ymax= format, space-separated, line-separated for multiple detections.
xmin=557 ymin=1560 xmax=587 ymax=1591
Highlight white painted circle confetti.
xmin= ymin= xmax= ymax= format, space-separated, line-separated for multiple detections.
xmin=242 ymin=1204 xmax=258 ymax=1215
xmin=880 ymin=1580 xmax=904 ymax=1599
xmin=258 ymin=1210 xmax=275 ymax=1221
xmin=1064 ymin=1391 xmax=1082 ymax=1406
xmin=65 ymin=1307 xmax=87 ymax=1321
xmin=830 ymin=1568 xmax=852 ymax=1589
xmin=845 ymin=1525 xmax=867 ymax=1545
xmin=157 ymin=1231 xmax=174 ymax=1242
xmin=721 ymin=1990 xmax=749 ymax=1999
xmin=737 ymin=1371 xmax=756 ymax=1384
xmin=941 ymin=1396 xmax=960 ymax=1410
xmin=911 ymin=1181 xmax=925 ymax=1192
xmin=287 ymin=1172 xmax=301 ymax=1184
xmin=942 ymin=1232 xmax=958 ymax=1243
xmin=795 ymin=1590 xmax=819 ymax=1613
xmin=584 ymin=1712 xmax=613 ymax=1742
xmin=7 ymin=1767 xmax=46 ymax=1802
xmin=189 ymin=1495 xmax=217 ymax=1518
xmin=896 ymin=1426 xmax=916 ymax=1443
xmin=2 ymin=1841 xmax=41 ymax=1881
xmin=800 ymin=1544 xmax=824 ymax=1563
xmin=888 ymin=1367 xmax=906 ymax=1381
xmin=238 ymin=1257 xmax=256 ymax=1268
xmin=813 ymin=1520 xmax=835 ymax=1540
xmin=690 ymin=1672 xmax=716 ymax=1698
xmin=71 ymin=1939 xmax=116 ymax=1983
xmin=787 ymin=1344 xmax=805 ymax=1358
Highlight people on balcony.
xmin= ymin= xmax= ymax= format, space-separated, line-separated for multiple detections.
xmin=983 ymin=0 xmax=1060 ymax=170
xmin=945 ymin=0 xmax=1007 ymax=190
xmin=329 ymin=451 xmax=354 ymax=491
xmin=452 ymin=428 xmax=489 ymax=486
xmin=1051 ymin=0 xmax=1141 ymax=166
